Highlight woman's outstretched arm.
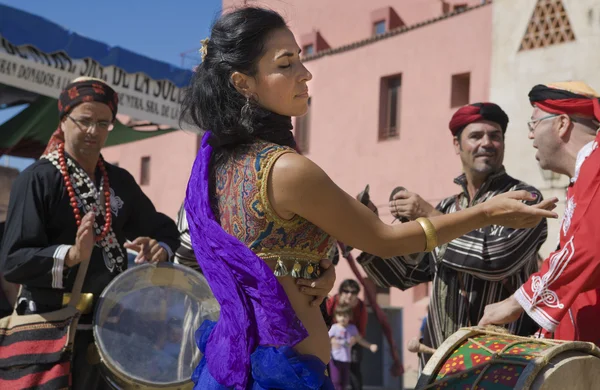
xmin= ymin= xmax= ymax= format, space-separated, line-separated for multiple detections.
xmin=269 ymin=153 xmax=557 ymax=259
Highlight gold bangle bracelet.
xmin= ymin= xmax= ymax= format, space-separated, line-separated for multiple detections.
xmin=415 ymin=217 xmax=438 ymax=252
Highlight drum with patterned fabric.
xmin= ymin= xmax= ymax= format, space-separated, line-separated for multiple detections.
xmin=416 ymin=326 xmax=600 ymax=390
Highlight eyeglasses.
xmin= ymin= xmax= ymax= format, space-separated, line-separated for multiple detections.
xmin=68 ymin=115 xmax=114 ymax=132
xmin=341 ymin=289 xmax=358 ymax=295
xmin=527 ymin=114 xmax=558 ymax=132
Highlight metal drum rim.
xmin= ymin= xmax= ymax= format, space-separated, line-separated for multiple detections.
xmin=93 ymin=262 xmax=206 ymax=389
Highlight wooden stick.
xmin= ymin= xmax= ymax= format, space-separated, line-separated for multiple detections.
xmin=407 ymin=337 xmax=436 ymax=355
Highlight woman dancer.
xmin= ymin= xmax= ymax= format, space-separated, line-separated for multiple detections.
xmin=182 ymin=7 xmax=557 ymax=390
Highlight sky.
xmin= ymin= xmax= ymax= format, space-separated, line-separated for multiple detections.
xmin=0 ymin=0 xmax=222 ymax=170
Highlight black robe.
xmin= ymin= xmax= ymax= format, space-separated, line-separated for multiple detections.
xmin=0 ymin=157 xmax=180 ymax=325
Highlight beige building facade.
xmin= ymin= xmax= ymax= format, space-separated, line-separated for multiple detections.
xmin=490 ymin=0 xmax=600 ymax=256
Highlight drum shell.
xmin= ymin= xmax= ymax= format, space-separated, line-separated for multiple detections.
xmin=416 ymin=326 xmax=600 ymax=390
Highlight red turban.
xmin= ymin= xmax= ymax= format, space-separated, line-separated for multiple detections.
xmin=528 ymin=82 xmax=600 ymax=122
xmin=448 ymin=103 xmax=509 ymax=136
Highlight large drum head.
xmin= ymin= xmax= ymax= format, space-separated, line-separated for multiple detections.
xmin=94 ymin=262 xmax=219 ymax=389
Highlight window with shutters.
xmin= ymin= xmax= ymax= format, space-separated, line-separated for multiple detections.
xmin=378 ymin=75 xmax=402 ymax=141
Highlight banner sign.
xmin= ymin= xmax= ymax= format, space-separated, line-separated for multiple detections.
xmin=0 ymin=36 xmax=185 ymax=129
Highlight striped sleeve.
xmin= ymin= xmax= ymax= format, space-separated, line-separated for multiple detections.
xmin=357 ymin=252 xmax=432 ymax=290
xmin=52 ymin=245 xmax=71 ymax=289
xmin=173 ymin=203 xmax=201 ymax=272
xmin=440 ymin=185 xmax=547 ymax=281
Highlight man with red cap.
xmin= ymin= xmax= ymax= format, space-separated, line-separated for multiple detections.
xmin=480 ymin=82 xmax=600 ymax=346
xmin=360 ymin=102 xmax=548 ymax=364
xmin=0 ymin=77 xmax=180 ymax=389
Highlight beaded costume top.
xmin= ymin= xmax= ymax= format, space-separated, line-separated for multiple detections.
xmin=215 ymin=140 xmax=334 ymax=278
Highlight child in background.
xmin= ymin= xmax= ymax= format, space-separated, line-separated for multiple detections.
xmin=329 ymin=305 xmax=378 ymax=390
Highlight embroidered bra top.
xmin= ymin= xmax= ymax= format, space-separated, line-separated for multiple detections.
xmin=215 ymin=140 xmax=334 ymax=279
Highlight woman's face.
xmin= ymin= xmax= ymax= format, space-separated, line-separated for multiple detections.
xmin=245 ymin=28 xmax=312 ymax=117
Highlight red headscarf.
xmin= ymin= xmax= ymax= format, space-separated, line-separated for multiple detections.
xmin=528 ymin=82 xmax=600 ymax=122
xmin=448 ymin=102 xmax=509 ymax=136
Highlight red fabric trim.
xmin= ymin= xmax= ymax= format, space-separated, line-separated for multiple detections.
xmin=42 ymin=128 xmax=65 ymax=156
xmin=448 ymin=105 xmax=483 ymax=135
xmin=0 ymin=334 xmax=67 ymax=359
xmin=0 ymin=361 xmax=70 ymax=389
xmin=534 ymin=99 xmax=600 ymax=122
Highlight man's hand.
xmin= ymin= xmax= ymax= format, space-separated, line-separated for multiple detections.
xmin=389 ymin=190 xmax=441 ymax=221
xmin=296 ymin=257 xmax=336 ymax=307
xmin=478 ymin=295 xmax=524 ymax=327
xmin=65 ymin=212 xmax=95 ymax=268
xmin=124 ymin=237 xmax=168 ymax=264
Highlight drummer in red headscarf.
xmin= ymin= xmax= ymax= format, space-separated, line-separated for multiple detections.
xmin=480 ymin=81 xmax=600 ymax=346
xmin=0 ymin=77 xmax=180 ymax=389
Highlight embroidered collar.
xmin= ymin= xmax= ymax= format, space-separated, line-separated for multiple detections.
xmin=571 ymin=140 xmax=598 ymax=184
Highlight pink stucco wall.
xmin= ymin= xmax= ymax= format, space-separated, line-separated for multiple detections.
xmin=223 ymin=0 xmax=485 ymax=50
xmin=101 ymin=131 xmax=198 ymax=219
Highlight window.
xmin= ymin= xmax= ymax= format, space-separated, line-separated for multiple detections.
xmin=140 ymin=156 xmax=150 ymax=185
xmin=371 ymin=7 xmax=404 ymax=35
xmin=378 ymin=75 xmax=402 ymax=141
xmin=373 ymin=20 xmax=386 ymax=35
xmin=300 ymin=31 xmax=330 ymax=56
xmin=450 ymin=72 xmax=470 ymax=108
xmin=453 ymin=3 xmax=468 ymax=12
xmin=442 ymin=2 xmax=467 ymax=14
xmin=295 ymin=97 xmax=311 ymax=153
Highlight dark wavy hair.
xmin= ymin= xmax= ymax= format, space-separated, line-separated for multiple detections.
xmin=180 ymin=7 xmax=292 ymax=218
xmin=180 ymin=7 xmax=289 ymax=147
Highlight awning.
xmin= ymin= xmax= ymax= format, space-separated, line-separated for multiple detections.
xmin=0 ymin=4 xmax=194 ymax=131
xmin=0 ymin=96 xmax=177 ymax=158
xmin=0 ymin=4 xmax=192 ymax=87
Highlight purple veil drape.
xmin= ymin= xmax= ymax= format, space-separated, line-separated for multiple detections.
xmin=184 ymin=132 xmax=308 ymax=389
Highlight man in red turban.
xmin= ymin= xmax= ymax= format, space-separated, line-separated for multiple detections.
xmin=480 ymin=82 xmax=600 ymax=346
xmin=360 ymin=102 xmax=548 ymax=366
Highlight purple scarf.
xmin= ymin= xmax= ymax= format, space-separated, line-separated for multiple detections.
xmin=184 ymin=132 xmax=308 ymax=389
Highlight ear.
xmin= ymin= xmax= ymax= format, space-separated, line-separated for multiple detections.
xmin=59 ymin=117 xmax=68 ymax=132
xmin=556 ymin=114 xmax=573 ymax=141
xmin=230 ymin=71 xmax=254 ymax=97
xmin=453 ymin=136 xmax=461 ymax=155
